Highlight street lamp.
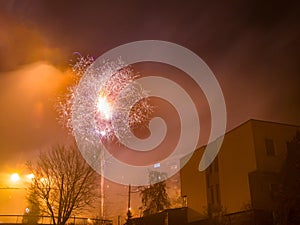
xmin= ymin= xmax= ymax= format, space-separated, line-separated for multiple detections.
xmin=10 ymin=173 xmax=20 ymax=183
xmin=126 ymin=184 xmax=140 ymax=225
xmin=26 ymin=174 xmax=35 ymax=180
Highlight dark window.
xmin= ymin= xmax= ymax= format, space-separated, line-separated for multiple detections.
xmin=208 ymin=164 xmax=213 ymax=174
xmin=214 ymin=157 xmax=219 ymax=172
xmin=265 ymin=138 xmax=275 ymax=156
xmin=206 ymin=173 xmax=210 ymax=187
xmin=182 ymin=195 xmax=188 ymax=207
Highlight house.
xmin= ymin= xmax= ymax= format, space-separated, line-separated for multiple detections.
xmin=180 ymin=119 xmax=300 ymax=224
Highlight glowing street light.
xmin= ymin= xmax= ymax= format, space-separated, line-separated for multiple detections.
xmin=26 ymin=173 xmax=35 ymax=180
xmin=10 ymin=173 xmax=20 ymax=183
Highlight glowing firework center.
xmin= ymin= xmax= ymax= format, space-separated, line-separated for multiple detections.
xmin=97 ymin=95 xmax=112 ymax=120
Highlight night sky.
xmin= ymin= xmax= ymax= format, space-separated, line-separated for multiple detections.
xmin=0 ymin=0 xmax=300 ymax=220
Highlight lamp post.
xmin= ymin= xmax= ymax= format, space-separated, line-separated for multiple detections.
xmin=126 ymin=184 xmax=132 ymax=224
xmin=126 ymin=184 xmax=140 ymax=225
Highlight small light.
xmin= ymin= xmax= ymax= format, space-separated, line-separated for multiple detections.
xmin=154 ymin=163 xmax=160 ymax=168
xmin=26 ymin=174 xmax=35 ymax=180
xmin=25 ymin=208 xmax=30 ymax=214
xmin=171 ymin=164 xmax=178 ymax=170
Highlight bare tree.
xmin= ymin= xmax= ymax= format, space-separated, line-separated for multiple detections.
xmin=27 ymin=145 xmax=99 ymax=225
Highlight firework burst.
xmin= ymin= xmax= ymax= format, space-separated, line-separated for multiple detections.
xmin=57 ymin=54 xmax=152 ymax=145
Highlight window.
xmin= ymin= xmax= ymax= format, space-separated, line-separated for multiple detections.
xmin=265 ymin=138 xmax=275 ymax=156
xmin=182 ymin=195 xmax=188 ymax=207
xmin=208 ymin=164 xmax=213 ymax=174
xmin=206 ymin=173 xmax=210 ymax=187
xmin=214 ymin=157 xmax=219 ymax=172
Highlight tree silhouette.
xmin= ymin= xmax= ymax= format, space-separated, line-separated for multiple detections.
xmin=276 ymin=131 xmax=300 ymax=225
xmin=140 ymin=171 xmax=170 ymax=216
xmin=203 ymin=205 xmax=229 ymax=225
xmin=27 ymin=145 xmax=99 ymax=225
xmin=22 ymin=190 xmax=41 ymax=225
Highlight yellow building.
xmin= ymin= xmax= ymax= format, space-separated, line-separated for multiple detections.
xmin=180 ymin=119 xmax=300 ymax=222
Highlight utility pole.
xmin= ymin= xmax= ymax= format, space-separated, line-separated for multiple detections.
xmin=117 ymin=215 xmax=121 ymax=225
xmin=126 ymin=184 xmax=132 ymax=225
xmin=125 ymin=184 xmax=140 ymax=224
xmin=128 ymin=184 xmax=131 ymax=212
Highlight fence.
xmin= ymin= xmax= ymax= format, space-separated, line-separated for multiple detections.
xmin=0 ymin=215 xmax=112 ymax=225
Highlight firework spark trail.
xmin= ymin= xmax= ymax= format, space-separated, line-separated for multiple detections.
xmin=100 ymin=149 xmax=104 ymax=218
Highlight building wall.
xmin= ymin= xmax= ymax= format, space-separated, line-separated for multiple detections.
xmin=249 ymin=120 xmax=300 ymax=211
xmin=180 ymin=147 xmax=207 ymax=222
xmin=180 ymin=119 xmax=300 ymax=221
xmin=248 ymin=171 xmax=279 ymax=211
xmin=251 ymin=120 xmax=299 ymax=173
xmin=131 ymin=208 xmax=188 ymax=225
xmin=205 ymin=156 xmax=220 ymax=208
xmin=217 ymin=120 xmax=257 ymax=213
